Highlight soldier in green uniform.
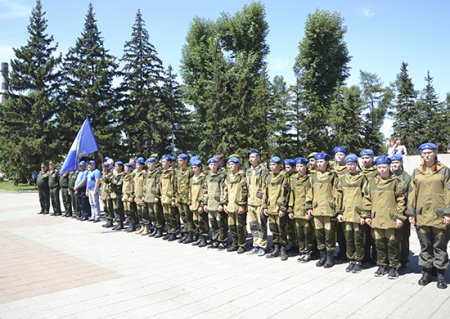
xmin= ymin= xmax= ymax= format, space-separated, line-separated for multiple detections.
xmin=363 ymin=156 xmax=406 ymax=279
xmin=283 ymin=159 xmax=299 ymax=255
xmin=37 ymin=163 xmax=50 ymax=215
xmin=264 ymin=157 xmax=290 ymax=261
xmin=336 ymin=154 xmax=369 ymax=273
xmin=203 ymin=157 xmax=228 ymax=249
xmin=288 ymin=157 xmax=314 ymax=262
xmin=333 ymin=146 xmax=348 ymax=260
xmin=246 ymin=149 xmax=269 ymax=256
xmin=100 ymin=162 xmax=114 ymax=228
xmin=359 ymin=149 xmax=378 ymax=264
xmin=60 ymin=170 xmax=72 ymax=217
xmin=144 ymin=157 xmax=164 ymax=238
xmin=68 ymin=170 xmax=79 ymax=218
xmin=307 ymin=152 xmax=318 ymax=174
xmin=158 ymin=155 xmax=179 ymax=241
xmin=176 ymin=154 xmax=194 ymax=243
xmin=134 ymin=157 xmax=149 ymax=235
xmin=220 ymin=157 xmax=248 ymax=254
xmin=390 ymin=154 xmax=412 ymax=267
xmin=122 ymin=163 xmax=138 ymax=232
xmin=111 ymin=161 xmax=125 ymax=230
xmin=189 ymin=159 xmax=208 ymax=247
xmin=48 ymin=161 xmax=62 ymax=216
xmin=407 ymin=143 xmax=450 ymax=289
xmin=306 ymin=152 xmax=338 ymax=268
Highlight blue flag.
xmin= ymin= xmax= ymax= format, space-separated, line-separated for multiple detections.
xmin=60 ymin=117 xmax=99 ymax=174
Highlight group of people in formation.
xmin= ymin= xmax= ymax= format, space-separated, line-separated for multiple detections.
xmin=36 ymin=142 xmax=450 ymax=289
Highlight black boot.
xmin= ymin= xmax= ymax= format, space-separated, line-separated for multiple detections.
xmin=102 ymin=220 xmax=113 ymax=228
xmin=183 ymin=232 xmax=194 ymax=244
xmin=280 ymin=245 xmax=288 ymax=261
xmin=437 ymin=269 xmax=447 ymax=289
xmin=113 ymin=221 xmax=124 ymax=230
xmin=178 ymin=232 xmax=187 ymax=243
xmin=324 ymin=252 xmax=335 ymax=268
xmin=154 ymin=229 xmax=163 ymax=238
xmin=316 ymin=251 xmax=327 ymax=267
xmin=126 ymin=222 xmax=136 ymax=232
xmin=192 ymin=234 xmax=201 ymax=246
xmin=198 ymin=236 xmax=208 ymax=248
xmin=418 ymin=268 xmax=432 ymax=286
xmin=266 ymin=244 xmax=280 ymax=258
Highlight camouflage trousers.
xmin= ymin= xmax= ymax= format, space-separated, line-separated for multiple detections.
xmin=136 ymin=201 xmax=150 ymax=224
xmin=61 ymin=187 xmax=71 ymax=214
xmin=344 ymin=222 xmax=366 ymax=262
xmin=145 ymin=201 xmax=164 ymax=230
xmin=102 ymin=198 xmax=114 ymax=220
xmin=373 ymin=228 xmax=401 ymax=268
xmin=112 ymin=196 xmax=124 ymax=222
xmin=228 ymin=212 xmax=247 ymax=248
xmin=209 ymin=211 xmax=228 ymax=243
xmin=162 ymin=203 xmax=180 ymax=235
xmin=193 ymin=210 xmax=209 ymax=237
xmin=247 ymin=205 xmax=268 ymax=249
xmin=177 ymin=202 xmax=190 ymax=233
xmin=293 ymin=217 xmax=314 ymax=254
xmin=69 ymin=189 xmax=79 ymax=217
xmin=313 ymin=216 xmax=337 ymax=252
xmin=123 ymin=200 xmax=138 ymax=223
xmin=269 ymin=213 xmax=288 ymax=246
xmin=400 ymin=218 xmax=411 ymax=265
xmin=416 ymin=225 xmax=449 ymax=270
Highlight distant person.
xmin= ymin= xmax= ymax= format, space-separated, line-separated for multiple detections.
xmin=37 ymin=163 xmax=50 ymax=215
xmin=392 ymin=138 xmax=408 ymax=156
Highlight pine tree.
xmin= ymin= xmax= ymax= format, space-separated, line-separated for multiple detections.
xmin=118 ymin=9 xmax=164 ymax=156
xmin=60 ymin=3 xmax=118 ymax=159
xmin=391 ymin=62 xmax=421 ymax=150
xmin=359 ymin=71 xmax=393 ymax=154
xmin=0 ymin=0 xmax=61 ymax=180
xmin=293 ymin=9 xmax=351 ymax=152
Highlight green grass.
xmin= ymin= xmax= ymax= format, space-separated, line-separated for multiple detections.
xmin=0 ymin=181 xmax=37 ymax=192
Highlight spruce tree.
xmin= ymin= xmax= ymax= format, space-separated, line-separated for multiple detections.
xmin=391 ymin=62 xmax=420 ymax=150
xmin=118 ymin=9 xmax=164 ymax=156
xmin=60 ymin=3 xmax=118 ymax=159
xmin=0 ymin=0 xmax=61 ymax=180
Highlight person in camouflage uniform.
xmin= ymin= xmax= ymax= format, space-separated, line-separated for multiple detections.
xmin=283 ymin=158 xmax=298 ymax=255
xmin=407 ymin=143 xmax=450 ymax=289
xmin=100 ymin=162 xmax=114 ymax=228
xmin=336 ymin=154 xmax=369 ymax=273
xmin=176 ymin=154 xmax=193 ymax=242
xmin=363 ymin=156 xmax=406 ymax=280
xmin=60 ymin=170 xmax=72 ymax=217
xmin=288 ymin=157 xmax=314 ymax=263
xmin=188 ymin=159 xmax=208 ymax=247
xmin=144 ymin=157 xmax=164 ymax=238
xmin=306 ymin=152 xmax=338 ymax=268
xmin=264 ymin=157 xmax=290 ymax=261
xmin=134 ymin=157 xmax=149 ymax=235
xmin=48 ymin=161 xmax=62 ymax=216
xmin=158 ymin=155 xmax=179 ymax=241
xmin=111 ymin=161 xmax=125 ymax=230
xmin=122 ymin=163 xmax=138 ymax=232
xmin=68 ymin=170 xmax=79 ymax=218
xmin=221 ymin=157 xmax=248 ymax=254
xmin=333 ymin=146 xmax=348 ymax=261
xmin=203 ymin=157 xmax=228 ymax=249
xmin=37 ymin=163 xmax=50 ymax=215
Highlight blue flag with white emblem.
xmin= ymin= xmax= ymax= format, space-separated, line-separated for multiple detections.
xmin=60 ymin=117 xmax=99 ymax=174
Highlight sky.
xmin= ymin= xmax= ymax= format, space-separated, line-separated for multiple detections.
xmin=1 ymin=0 xmax=449 ymax=137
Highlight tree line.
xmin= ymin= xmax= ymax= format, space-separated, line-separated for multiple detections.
xmin=0 ymin=1 xmax=448 ymax=181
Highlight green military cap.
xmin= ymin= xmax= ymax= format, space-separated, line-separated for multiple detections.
xmin=48 ymin=160 xmax=55 ymax=165
xmin=307 ymin=152 xmax=317 ymax=159
xmin=41 ymin=162 xmax=47 ymax=167
xmin=150 ymin=153 xmax=159 ymax=160
xmin=228 ymin=153 xmax=240 ymax=160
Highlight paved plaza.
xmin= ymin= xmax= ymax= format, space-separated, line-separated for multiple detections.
xmin=0 ymin=191 xmax=449 ymax=318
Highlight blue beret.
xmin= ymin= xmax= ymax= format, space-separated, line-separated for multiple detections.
xmin=178 ymin=153 xmax=189 ymax=160
xmin=102 ymin=162 xmax=110 ymax=167
xmin=270 ymin=156 xmax=281 ymax=164
xmin=79 ymin=161 xmax=87 ymax=166
xmin=189 ymin=156 xmax=200 ymax=165
xmin=359 ymin=149 xmax=374 ymax=156
xmin=247 ymin=149 xmax=260 ymax=157
xmin=228 ymin=157 xmax=240 ymax=164
xmin=390 ymin=154 xmax=403 ymax=161
xmin=115 ymin=161 xmax=123 ymax=166
xmin=124 ymin=163 xmax=133 ymax=168
xmin=136 ymin=157 xmax=145 ymax=165
xmin=374 ymin=156 xmax=392 ymax=166
xmin=284 ymin=159 xmax=296 ymax=167
xmin=314 ymin=152 xmax=331 ymax=161
xmin=191 ymin=159 xmax=202 ymax=166
xmin=103 ymin=157 xmax=110 ymax=161
xmin=344 ymin=154 xmax=358 ymax=163
xmin=146 ymin=157 xmax=156 ymax=163
xmin=207 ymin=157 xmax=219 ymax=164
xmin=161 ymin=154 xmax=170 ymax=160
xmin=169 ymin=155 xmax=176 ymax=162
xmin=295 ymin=157 xmax=309 ymax=165
xmin=88 ymin=160 xmax=96 ymax=165
xmin=418 ymin=142 xmax=437 ymax=153
xmin=333 ymin=146 xmax=348 ymax=155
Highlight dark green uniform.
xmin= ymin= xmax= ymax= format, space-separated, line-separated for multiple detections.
xmin=49 ymin=168 xmax=62 ymax=215
xmin=110 ymin=171 xmax=125 ymax=228
xmin=37 ymin=170 xmax=50 ymax=214
xmin=60 ymin=171 xmax=72 ymax=216
xmin=68 ymin=170 xmax=79 ymax=218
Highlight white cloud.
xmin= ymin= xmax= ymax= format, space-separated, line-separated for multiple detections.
xmin=362 ymin=8 xmax=375 ymax=18
xmin=0 ymin=0 xmax=31 ymax=20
